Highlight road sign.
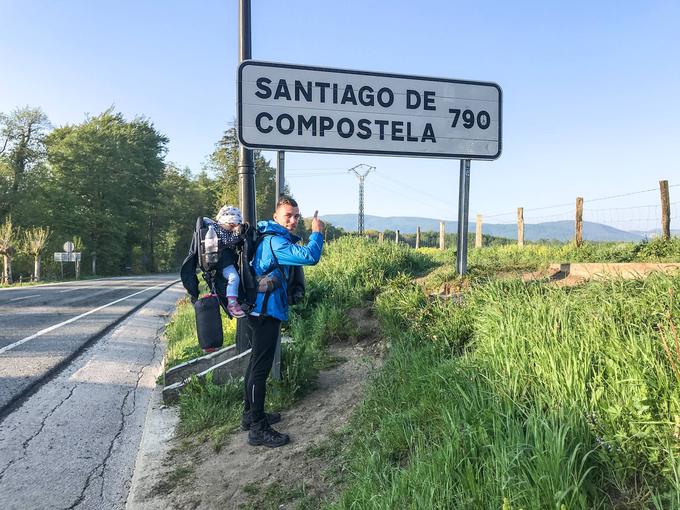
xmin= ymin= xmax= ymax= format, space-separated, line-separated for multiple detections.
xmin=54 ymin=252 xmax=81 ymax=262
xmin=238 ymin=60 xmax=502 ymax=159
xmin=63 ymin=241 xmax=74 ymax=253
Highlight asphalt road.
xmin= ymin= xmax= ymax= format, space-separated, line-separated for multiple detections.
xmin=0 ymin=275 xmax=179 ymax=415
xmin=0 ymin=282 xmax=184 ymax=510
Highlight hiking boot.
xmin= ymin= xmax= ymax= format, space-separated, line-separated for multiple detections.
xmin=241 ymin=410 xmax=282 ymax=431
xmin=227 ymin=298 xmax=246 ymax=318
xmin=248 ymin=420 xmax=290 ymax=448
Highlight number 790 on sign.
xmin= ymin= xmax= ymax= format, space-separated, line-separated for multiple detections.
xmin=449 ymin=108 xmax=491 ymax=130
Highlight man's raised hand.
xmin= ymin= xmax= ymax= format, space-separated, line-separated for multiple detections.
xmin=311 ymin=210 xmax=325 ymax=233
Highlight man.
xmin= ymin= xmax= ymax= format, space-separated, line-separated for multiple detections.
xmin=241 ymin=195 xmax=325 ymax=448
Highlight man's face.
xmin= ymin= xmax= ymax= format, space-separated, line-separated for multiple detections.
xmin=273 ymin=204 xmax=300 ymax=233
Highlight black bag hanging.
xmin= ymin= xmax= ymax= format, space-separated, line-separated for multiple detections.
xmin=194 ymin=294 xmax=223 ymax=351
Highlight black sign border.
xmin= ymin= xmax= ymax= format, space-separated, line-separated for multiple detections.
xmin=238 ymin=60 xmax=502 ymax=160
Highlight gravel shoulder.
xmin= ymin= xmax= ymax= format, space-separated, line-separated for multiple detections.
xmin=128 ymin=307 xmax=383 ymax=510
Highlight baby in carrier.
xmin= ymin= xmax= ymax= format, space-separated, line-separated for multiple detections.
xmin=213 ymin=205 xmax=246 ymax=318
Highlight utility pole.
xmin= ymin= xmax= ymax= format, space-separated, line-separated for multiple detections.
xmin=275 ymin=151 xmax=285 ymax=203
xmin=348 ymin=164 xmax=375 ymax=234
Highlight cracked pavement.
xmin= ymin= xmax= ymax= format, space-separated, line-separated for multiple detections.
xmin=0 ymin=283 xmax=184 ymax=510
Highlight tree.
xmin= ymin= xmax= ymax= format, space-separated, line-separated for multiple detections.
xmin=0 ymin=216 xmax=17 ymax=284
xmin=23 ymin=226 xmax=50 ymax=281
xmin=0 ymin=107 xmax=50 ymax=220
xmin=45 ymin=109 xmax=168 ymax=274
xmin=72 ymin=235 xmax=84 ymax=279
xmin=207 ymin=127 xmax=284 ymax=222
xmin=151 ymin=164 xmax=216 ymax=271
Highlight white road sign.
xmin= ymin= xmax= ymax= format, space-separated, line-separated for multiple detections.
xmin=54 ymin=252 xmax=81 ymax=262
xmin=238 ymin=61 xmax=502 ymax=159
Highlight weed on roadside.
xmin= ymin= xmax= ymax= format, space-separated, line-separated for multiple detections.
xmin=151 ymin=464 xmax=195 ymax=496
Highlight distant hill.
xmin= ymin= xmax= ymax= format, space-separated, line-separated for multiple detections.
xmin=321 ymin=214 xmax=646 ymax=242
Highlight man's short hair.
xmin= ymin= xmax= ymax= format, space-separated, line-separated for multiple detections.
xmin=276 ymin=195 xmax=298 ymax=209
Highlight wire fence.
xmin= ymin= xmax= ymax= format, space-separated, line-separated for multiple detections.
xmin=479 ymin=183 xmax=678 ymax=240
xmin=286 ymin=166 xmax=676 ymax=242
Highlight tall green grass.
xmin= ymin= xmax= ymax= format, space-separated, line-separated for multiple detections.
xmin=332 ymin=248 xmax=680 ymax=508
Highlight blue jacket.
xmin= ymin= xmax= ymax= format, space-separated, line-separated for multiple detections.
xmin=252 ymin=220 xmax=324 ymax=321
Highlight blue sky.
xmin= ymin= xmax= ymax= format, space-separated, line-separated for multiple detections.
xmin=1 ymin=0 xmax=678 ymax=230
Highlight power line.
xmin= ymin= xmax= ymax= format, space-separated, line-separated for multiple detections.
xmin=372 ymin=170 xmax=453 ymax=209
xmin=373 ymin=179 xmax=452 ymax=216
xmin=286 ymin=171 xmax=347 ymax=177
xmin=283 ymin=167 xmax=349 ymax=171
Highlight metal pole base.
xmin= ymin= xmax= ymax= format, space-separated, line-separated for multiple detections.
xmin=235 ymin=316 xmax=252 ymax=353
xmin=456 ymin=159 xmax=471 ymax=276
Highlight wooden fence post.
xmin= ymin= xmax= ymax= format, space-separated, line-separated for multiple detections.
xmin=395 ymin=230 xmax=400 ymax=244
xmin=439 ymin=221 xmax=445 ymax=250
xmin=660 ymin=180 xmax=671 ymax=240
xmin=415 ymin=226 xmax=421 ymax=249
xmin=575 ymin=197 xmax=584 ymax=247
xmin=475 ymin=214 xmax=482 ymax=248
xmin=378 ymin=231 xmax=384 ymax=243
xmin=517 ymin=208 xmax=524 ymax=247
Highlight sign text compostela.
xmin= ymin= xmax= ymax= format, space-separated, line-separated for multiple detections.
xmin=238 ymin=60 xmax=502 ymax=159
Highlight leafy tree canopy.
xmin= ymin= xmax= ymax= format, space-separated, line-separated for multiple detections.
xmin=45 ymin=108 xmax=168 ymax=274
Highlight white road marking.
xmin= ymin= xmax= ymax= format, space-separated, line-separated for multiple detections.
xmin=0 ymin=281 xmax=173 ymax=355
xmin=9 ymin=294 xmax=40 ymax=302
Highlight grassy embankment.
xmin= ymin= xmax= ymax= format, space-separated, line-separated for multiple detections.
xmin=162 ymin=235 xmax=680 ymax=506
xmin=162 ymin=237 xmax=432 ymax=447
xmin=328 ymin=237 xmax=680 ymax=509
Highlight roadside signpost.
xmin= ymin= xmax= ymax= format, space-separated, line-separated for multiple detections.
xmin=238 ymin=60 xmax=502 ymax=275
xmin=54 ymin=241 xmax=81 ymax=279
xmin=235 ymin=0 xmax=502 ymax=360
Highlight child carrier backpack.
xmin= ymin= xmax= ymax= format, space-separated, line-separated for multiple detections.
xmin=180 ymin=216 xmax=232 ymax=316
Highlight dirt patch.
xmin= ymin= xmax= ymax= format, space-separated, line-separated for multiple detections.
xmin=522 ymin=263 xmax=680 ymax=287
xmin=135 ymin=308 xmax=383 ymax=510
xmin=521 ymin=266 xmax=586 ymax=287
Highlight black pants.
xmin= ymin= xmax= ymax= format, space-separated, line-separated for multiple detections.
xmin=243 ymin=315 xmax=281 ymax=423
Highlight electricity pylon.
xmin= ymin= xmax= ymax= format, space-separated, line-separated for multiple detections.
xmin=348 ymin=164 xmax=375 ymax=234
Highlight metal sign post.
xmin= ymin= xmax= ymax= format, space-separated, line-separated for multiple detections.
xmin=276 ymin=151 xmax=285 ymax=202
xmin=238 ymin=0 xmax=256 ymax=226
xmin=54 ymin=251 xmax=81 ymax=279
xmin=272 ymin=150 xmax=285 ymax=379
xmin=456 ymin=159 xmax=471 ymax=275
xmin=236 ymin=0 xmax=257 ymax=354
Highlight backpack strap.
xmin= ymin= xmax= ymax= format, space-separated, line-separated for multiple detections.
xmin=257 ymin=234 xmax=282 ymax=317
